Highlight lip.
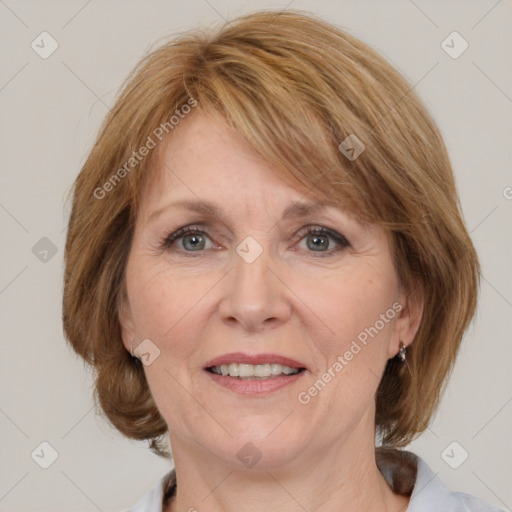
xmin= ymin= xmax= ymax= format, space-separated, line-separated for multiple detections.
xmin=203 ymin=352 xmax=307 ymax=370
xmin=203 ymin=352 xmax=308 ymax=396
xmin=205 ymin=370 xmax=306 ymax=395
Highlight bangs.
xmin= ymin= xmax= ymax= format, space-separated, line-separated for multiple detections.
xmin=128 ymin=22 xmax=396 ymax=227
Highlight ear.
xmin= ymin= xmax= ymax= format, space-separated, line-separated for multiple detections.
xmin=388 ymin=285 xmax=424 ymax=359
xmin=118 ymin=284 xmax=136 ymax=355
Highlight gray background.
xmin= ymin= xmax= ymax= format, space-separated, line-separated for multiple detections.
xmin=0 ymin=0 xmax=510 ymax=511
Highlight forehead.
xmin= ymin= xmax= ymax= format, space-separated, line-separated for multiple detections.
xmin=139 ymin=112 xmax=326 ymax=212
xmin=133 ymin=113 xmax=384 ymax=249
xmin=135 ymin=111 xmax=373 ymax=237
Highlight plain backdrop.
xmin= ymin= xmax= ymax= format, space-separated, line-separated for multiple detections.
xmin=0 ymin=1 xmax=511 ymax=511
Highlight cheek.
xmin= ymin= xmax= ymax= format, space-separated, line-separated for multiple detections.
xmin=302 ymin=267 xmax=398 ymax=352
xmin=298 ymin=277 xmax=398 ymax=422
xmin=126 ymin=264 xmax=204 ymax=371
xmin=128 ymin=260 xmax=200 ymax=335
xmin=126 ymin=265 xmax=209 ymax=429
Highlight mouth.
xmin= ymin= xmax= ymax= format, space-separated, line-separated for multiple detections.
xmin=206 ymin=363 xmax=306 ymax=379
xmin=203 ymin=352 xmax=307 ymax=395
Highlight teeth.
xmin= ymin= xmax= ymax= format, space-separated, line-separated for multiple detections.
xmin=211 ymin=363 xmax=300 ymax=379
xmin=270 ymin=363 xmax=282 ymax=375
xmin=255 ymin=364 xmax=271 ymax=377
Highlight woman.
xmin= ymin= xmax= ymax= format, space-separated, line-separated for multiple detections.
xmin=62 ymin=10 xmax=502 ymax=512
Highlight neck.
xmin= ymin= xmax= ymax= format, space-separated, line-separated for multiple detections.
xmin=165 ymin=430 xmax=410 ymax=512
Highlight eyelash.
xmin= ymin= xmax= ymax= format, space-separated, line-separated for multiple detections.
xmin=158 ymin=224 xmax=350 ymax=257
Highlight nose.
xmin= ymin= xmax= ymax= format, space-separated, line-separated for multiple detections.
xmin=218 ymin=244 xmax=292 ymax=332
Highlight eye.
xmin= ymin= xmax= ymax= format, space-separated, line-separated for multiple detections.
xmin=295 ymin=226 xmax=350 ymax=256
xmin=159 ymin=224 xmax=350 ymax=256
xmin=160 ymin=225 xmax=214 ymax=253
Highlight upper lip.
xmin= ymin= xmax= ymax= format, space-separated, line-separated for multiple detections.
xmin=204 ymin=352 xmax=307 ymax=370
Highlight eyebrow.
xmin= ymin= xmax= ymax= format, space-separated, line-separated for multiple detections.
xmin=147 ymin=198 xmax=342 ymax=224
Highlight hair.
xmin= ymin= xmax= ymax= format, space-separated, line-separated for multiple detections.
xmin=63 ymin=10 xmax=480 ymax=460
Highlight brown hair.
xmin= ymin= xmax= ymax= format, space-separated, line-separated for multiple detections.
xmin=63 ymin=10 xmax=479 ymax=459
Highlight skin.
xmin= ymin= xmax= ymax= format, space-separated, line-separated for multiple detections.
xmin=119 ymin=112 xmax=423 ymax=512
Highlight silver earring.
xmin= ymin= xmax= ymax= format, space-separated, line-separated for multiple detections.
xmin=398 ymin=342 xmax=407 ymax=362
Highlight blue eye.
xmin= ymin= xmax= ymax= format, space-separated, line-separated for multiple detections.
xmin=160 ymin=225 xmax=349 ymax=256
xmin=298 ymin=227 xmax=349 ymax=254
xmin=162 ymin=226 xmax=212 ymax=252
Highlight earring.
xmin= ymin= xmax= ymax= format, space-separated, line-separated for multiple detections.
xmin=397 ymin=342 xmax=407 ymax=362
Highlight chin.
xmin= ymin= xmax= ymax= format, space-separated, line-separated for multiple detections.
xmin=211 ymin=428 xmax=307 ymax=470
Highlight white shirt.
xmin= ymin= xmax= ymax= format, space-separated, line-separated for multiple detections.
xmin=128 ymin=451 xmax=504 ymax=511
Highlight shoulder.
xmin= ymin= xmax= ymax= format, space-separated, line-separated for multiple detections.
xmin=128 ymin=470 xmax=175 ymax=512
xmin=407 ymin=452 xmax=504 ymax=512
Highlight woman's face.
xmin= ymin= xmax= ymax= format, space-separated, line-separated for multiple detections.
xmin=120 ymin=113 xmax=419 ymax=469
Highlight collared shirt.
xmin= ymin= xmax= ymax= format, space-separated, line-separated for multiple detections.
xmin=128 ymin=451 xmax=504 ymax=511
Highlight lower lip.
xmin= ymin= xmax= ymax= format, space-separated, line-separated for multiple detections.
xmin=204 ymin=370 xmax=305 ymax=395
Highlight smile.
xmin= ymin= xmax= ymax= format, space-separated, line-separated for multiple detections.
xmin=203 ymin=352 xmax=307 ymax=394
xmin=207 ymin=363 xmax=303 ymax=379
